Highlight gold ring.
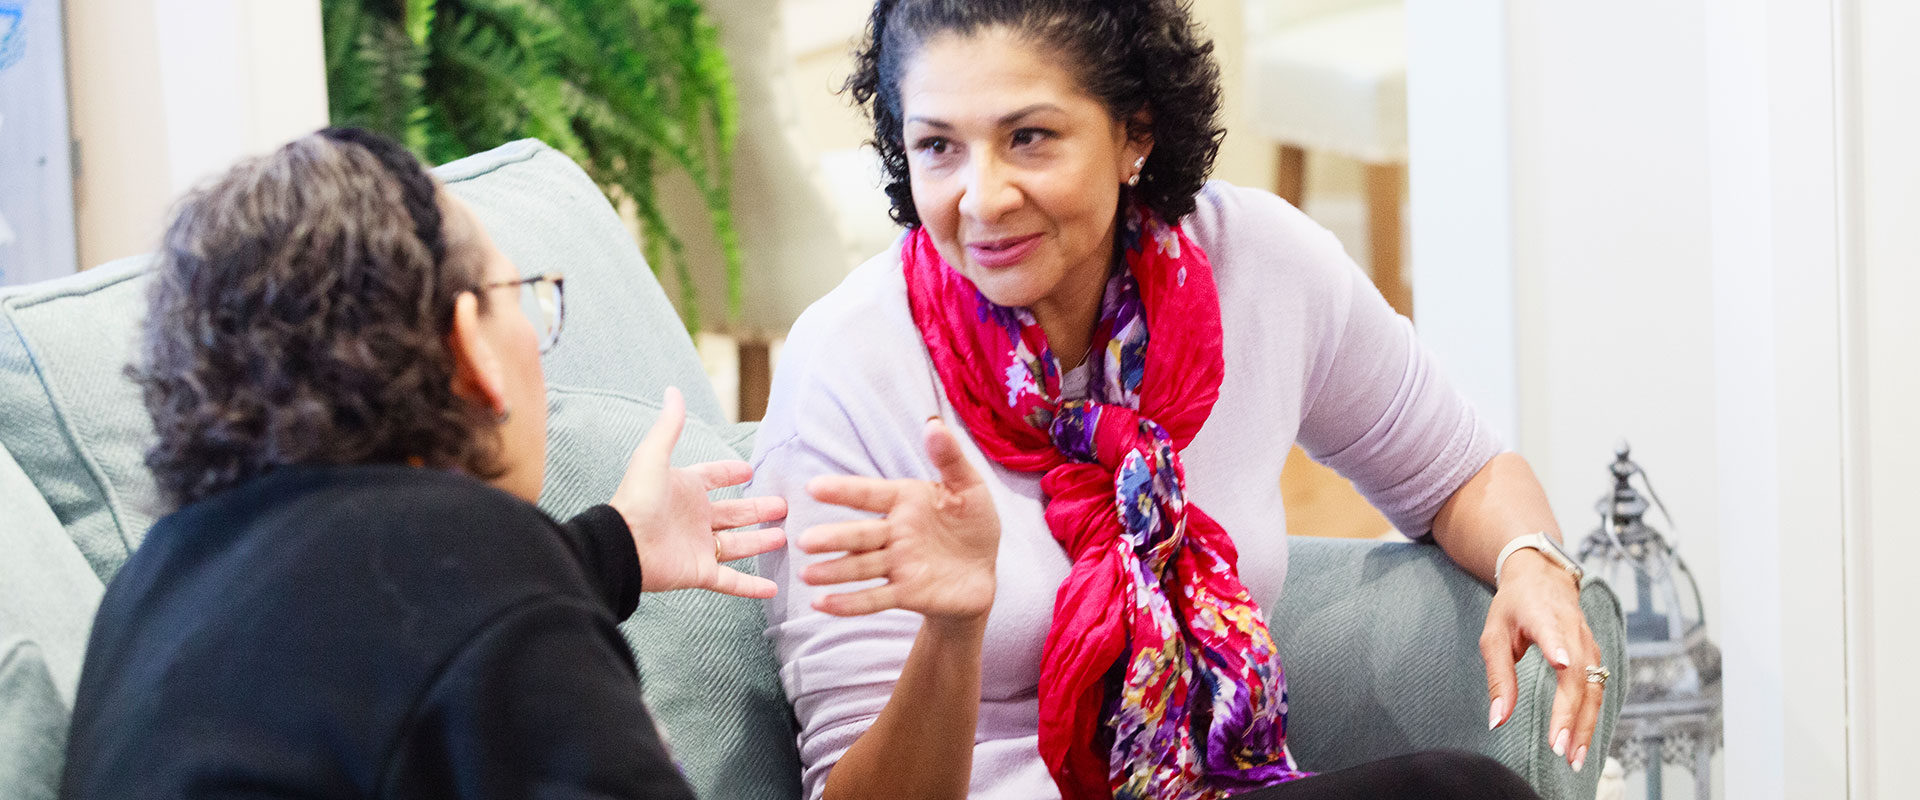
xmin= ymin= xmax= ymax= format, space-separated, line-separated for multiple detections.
xmin=1584 ymin=665 xmax=1610 ymax=685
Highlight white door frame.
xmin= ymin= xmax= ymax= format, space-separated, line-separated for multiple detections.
xmin=1406 ymin=0 xmax=1861 ymax=796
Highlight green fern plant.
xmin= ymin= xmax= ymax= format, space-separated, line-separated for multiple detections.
xmin=322 ymin=0 xmax=741 ymax=328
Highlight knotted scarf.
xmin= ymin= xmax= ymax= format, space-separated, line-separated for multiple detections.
xmin=903 ymin=204 xmax=1309 ymax=799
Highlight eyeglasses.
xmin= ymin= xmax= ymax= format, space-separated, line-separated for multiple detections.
xmin=474 ymin=272 xmax=566 ymax=353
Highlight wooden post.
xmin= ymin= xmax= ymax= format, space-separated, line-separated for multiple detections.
xmin=1364 ymin=162 xmax=1411 ymax=318
xmin=737 ymin=338 xmax=772 ymax=423
xmin=1275 ymin=144 xmax=1308 ymax=207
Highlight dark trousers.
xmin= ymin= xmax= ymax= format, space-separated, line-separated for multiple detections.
xmin=1233 ymin=750 xmax=1542 ymax=800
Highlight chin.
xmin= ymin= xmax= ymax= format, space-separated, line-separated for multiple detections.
xmin=967 ymin=273 xmax=1048 ymax=309
xmin=960 ymin=256 xmax=1062 ymax=306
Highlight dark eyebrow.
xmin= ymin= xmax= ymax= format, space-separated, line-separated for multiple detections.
xmin=997 ymin=103 xmax=1065 ymax=125
xmin=904 ymin=103 xmax=1067 ymax=130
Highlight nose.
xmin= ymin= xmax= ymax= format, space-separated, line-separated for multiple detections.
xmin=957 ymin=152 xmax=1021 ymax=226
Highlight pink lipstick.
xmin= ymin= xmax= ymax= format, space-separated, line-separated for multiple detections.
xmin=965 ymin=234 xmax=1043 ymax=269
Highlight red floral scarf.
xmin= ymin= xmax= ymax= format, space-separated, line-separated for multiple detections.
xmin=903 ymin=204 xmax=1307 ymax=799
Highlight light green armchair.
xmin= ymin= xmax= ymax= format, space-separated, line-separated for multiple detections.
xmin=0 ymin=139 xmax=1621 ymax=800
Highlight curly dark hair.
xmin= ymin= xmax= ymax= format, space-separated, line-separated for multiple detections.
xmin=133 ymin=128 xmax=502 ymax=508
xmin=845 ymin=0 xmax=1225 ymax=227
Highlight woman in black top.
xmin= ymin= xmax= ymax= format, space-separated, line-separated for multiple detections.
xmin=60 ymin=128 xmax=784 ymax=799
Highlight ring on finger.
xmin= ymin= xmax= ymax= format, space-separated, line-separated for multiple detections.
xmin=1584 ymin=664 xmax=1610 ymax=686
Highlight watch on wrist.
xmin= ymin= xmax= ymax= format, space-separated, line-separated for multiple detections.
xmin=1493 ymin=532 xmax=1583 ymax=586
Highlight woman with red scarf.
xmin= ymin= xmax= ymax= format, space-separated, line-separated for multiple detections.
xmin=749 ymin=2 xmax=1604 ymax=798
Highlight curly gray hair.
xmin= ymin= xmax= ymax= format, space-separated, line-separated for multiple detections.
xmin=132 ymin=129 xmax=502 ymax=508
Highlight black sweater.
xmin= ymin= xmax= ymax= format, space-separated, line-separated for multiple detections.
xmin=62 ymin=464 xmax=697 ymax=799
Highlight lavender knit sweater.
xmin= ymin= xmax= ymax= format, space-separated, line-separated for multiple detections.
xmin=748 ymin=182 xmax=1504 ymax=799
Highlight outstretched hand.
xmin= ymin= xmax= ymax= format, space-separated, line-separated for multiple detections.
xmin=606 ymin=387 xmax=787 ymax=599
xmin=798 ymin=419 xmax=1001 ymax=622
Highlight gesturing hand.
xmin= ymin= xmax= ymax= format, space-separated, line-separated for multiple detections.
xmin=798 ymin=419 xmax=1001 ymax=622
xmin=1481 ymin=550 xmax=1607 ymax=773
xmin=607 ymin=387 xmax=787 ymax=599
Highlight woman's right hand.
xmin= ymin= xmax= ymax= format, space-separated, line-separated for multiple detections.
xmin=799 ymin=419 xmax=1001 ymax=622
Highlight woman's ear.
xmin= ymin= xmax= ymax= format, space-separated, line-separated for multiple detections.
xmin=446 ymin=291 xmax=508 ymax=418
xmin=1122 ymin=109 xmax=1155 ymax=180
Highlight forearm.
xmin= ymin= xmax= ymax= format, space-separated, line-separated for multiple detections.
xmin=823 ymin=616 xmax=986 ymax=800
xmin=1430 ymin=452 xmax=1562 ymax=585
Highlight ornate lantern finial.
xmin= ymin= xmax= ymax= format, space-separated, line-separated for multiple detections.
xmin=1577 ymin=441 xmax=1722 ymax=800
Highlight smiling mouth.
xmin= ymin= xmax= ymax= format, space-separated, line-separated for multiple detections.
xmin=964 ymin=234 xmax=1043 ymax=268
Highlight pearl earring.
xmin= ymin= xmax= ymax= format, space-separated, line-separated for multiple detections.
xmin=1127 ymin=156 xmax=1146 ymax=186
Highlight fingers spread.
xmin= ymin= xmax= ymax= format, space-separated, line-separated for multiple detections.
xmin=798 ymin=520 xmax=891 ymax=555
xmin=716 ymin=527 xmax=786 ymax=561
xmin=711 ymin=495 xmax=787 ymax=530
xmin=688 ymin=460 xmax=754 ymax=491
xmin=808 ymin=475 xmax=901 ymax=514
xmin=923 ymin=419 xmax=984 ymax=493
xmin=802 ymin=550 xmax=889 ymax=586
xmin=707 ymin=566 xmax=778 ymax=599
xmin=813 ymin=584 xmax=898 ymax=617
xmin=635 ymin=387 xmax=688 ymax=470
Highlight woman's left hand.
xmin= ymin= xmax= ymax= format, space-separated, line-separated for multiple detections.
xmin=1480 ymin=549 xmax=1606 ymax=773
xmin=606 ymin=387 xmax=788 ymax=599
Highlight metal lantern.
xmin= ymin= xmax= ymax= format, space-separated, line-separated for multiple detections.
xmin=1575 ymin=443 xmax=1722 ymax=800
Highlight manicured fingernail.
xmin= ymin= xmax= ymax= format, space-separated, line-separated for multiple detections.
xmin=1553 ymin=648 xmax=1571 ymax=668
xmin=1488 ymin=697 xmax=1507 ymax=730
xmin=1572 ymin=745 xmax=1588 ymax=772
xmin=1552 ymin=728 xmax=1570 ymax=757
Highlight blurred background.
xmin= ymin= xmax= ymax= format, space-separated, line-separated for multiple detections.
xmin=4 ymin=1 xmax=1916 ymax=798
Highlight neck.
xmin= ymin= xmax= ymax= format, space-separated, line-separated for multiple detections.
xmin=1031 ymin=226 xmax=1118 ymax=373
xmin=1032 ymin=272 xmax=1107 ymax=374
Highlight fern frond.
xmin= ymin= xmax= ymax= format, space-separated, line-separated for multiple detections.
xmin=323 ymin=0 xmax=743 ymax=327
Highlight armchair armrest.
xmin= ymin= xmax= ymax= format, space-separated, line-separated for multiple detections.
xmin=1272 ymin=537 xmax=1625 ymax=800
xmin=0 ymin=638 xmax=69 ymax=800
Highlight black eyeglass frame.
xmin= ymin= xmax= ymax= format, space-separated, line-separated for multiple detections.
xmin=472 ymin=272 xmax=566 ymax=353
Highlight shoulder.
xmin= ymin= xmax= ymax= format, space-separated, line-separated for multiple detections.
xmin=268 ymin=466 xmax=558 ymax=548
xmin=753 ymin=247 xmax=940 ymax=477
xmin=1183 ymin=181 xmax=1358 ymax=295
xmin=166 ymin=465 xmax=582 ymax=598
xmin=1180 ymin=181 xmax=1369 ymax=346
xmin=776 ymin=247 xmax=920 ymax=379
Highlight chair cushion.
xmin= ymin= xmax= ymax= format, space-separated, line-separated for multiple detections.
xmin=0 ymin=139 xmax=730 ymax=583
xmin=537 ymin=385 xmax=799 ymax=800
xmin=1275 ymin=536 xmax=1624 ymax=800
xmin=0 ymin=438 xmax=103 ymax=704
xmin=1246 ymin=3 xmax=1408 ymax=163
xmin=0 ymin=257 xmax=160 ymax=580
xmin=0 ymin=638 xmax=69 ymax=800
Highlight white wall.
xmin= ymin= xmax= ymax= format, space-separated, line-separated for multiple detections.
xmin=1405 ymin=0 xmax=1516 ymax=446
xmin=1847 ymin=0 xmax=1920 ymax=793
xmin=1703 ymin=1 xmax=1852 ymax=795
xmin=1410 ymin=0 xmax=1905 ymax=797
xmin=1412 ymin=0 xmax=1725 ymax=619
xmin=64 ymin=0 xmax=327 ymax=269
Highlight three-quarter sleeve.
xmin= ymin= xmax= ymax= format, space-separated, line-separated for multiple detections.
xmin=748 ymin=347 xmax=944 ymax=790
xmin=1288 ymin=228 xmax=1505 ymax=538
